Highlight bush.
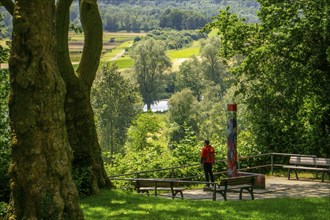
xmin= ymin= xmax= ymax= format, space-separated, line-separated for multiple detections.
xmin=0 ymin=69 xmax=10 ymax=203
xmin=0 ymin=201 xmax=8 ymax=219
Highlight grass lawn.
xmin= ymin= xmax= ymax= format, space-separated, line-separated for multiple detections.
xmin=80 ymin=189 xmax=330 ymax=220
xmin=108 ymin=57 xmax=134 ymax=69
xmin=166 ymin=41 xmax=200 ymax=60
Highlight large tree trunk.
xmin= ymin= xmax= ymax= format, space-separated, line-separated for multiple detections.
xmin=56 ymin=0 xmax=111 ymax=195
xmin=7 ymin=1 xmax=83 ymax=219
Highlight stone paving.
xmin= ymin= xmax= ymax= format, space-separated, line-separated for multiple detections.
xmin=178 ymin=176 xmax=330 ymax=201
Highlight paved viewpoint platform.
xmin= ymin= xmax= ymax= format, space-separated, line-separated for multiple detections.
xmin=181 ymin=176 xmax=330 ymax=201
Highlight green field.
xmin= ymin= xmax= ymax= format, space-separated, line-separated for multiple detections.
xmin=1 ymin=32 xmax=203 ymax=70
xmin=68 ymin=31 xmax=203 ymax=70
xmin=166 ymin=41 xmax=200 ymax=59
xmin=69 ymin=32 xmax=144 ymax=64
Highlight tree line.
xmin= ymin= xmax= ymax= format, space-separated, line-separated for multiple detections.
xmin=97 ymin=0 xmax=259 ymax=32
xmin=0 ymin=0 xmax=259 ymax=37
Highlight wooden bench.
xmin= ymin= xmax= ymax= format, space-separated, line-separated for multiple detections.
xmin=282 ymin=156 xmax=330 ymax=182
xmin=133 ymin=178 xmax=185 ymax=199
xmin=205 ymin=175 xmax=255 ymax=201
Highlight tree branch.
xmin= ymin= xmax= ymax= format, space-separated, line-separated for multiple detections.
xmin=77 ymin=0 xmax=103 ymax=89
xmin=0 ymin=0 xmax=14 ymax=16
xmin=55 ymin=0 xmax=76 ymax=82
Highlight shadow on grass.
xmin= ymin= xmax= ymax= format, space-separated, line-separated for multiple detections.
xmin=80 ymin=189 xmax=330 ymax=220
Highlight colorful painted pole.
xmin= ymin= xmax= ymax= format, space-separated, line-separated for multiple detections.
xmin=227 ymin=104 xmax=238 ymax=177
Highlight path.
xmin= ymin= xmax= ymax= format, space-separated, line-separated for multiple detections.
xmin=169 ymin=177 xmax=330 ymax=201
xmin=110 ymin=50 xmax=126 ymax=61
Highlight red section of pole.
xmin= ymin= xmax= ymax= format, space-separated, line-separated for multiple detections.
xmin=227 ymin=104 xmax=238 ymax=177
xmin=227 ymin=104 xmax=237 ymax=111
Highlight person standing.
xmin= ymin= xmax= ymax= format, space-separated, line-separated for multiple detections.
xmin=200 ymin=140 xmax=215 ymax=187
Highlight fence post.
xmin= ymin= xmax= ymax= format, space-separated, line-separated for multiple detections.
xmin=237 ymin=155 xmax=240 ymax=170
xmin=271 ymin=154 xmax=274 ymax=175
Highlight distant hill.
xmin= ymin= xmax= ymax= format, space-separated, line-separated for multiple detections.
xmin=99 ymin=0 xmax=258 ymax=7
xmin=90 ymin=0 xmax=260 ymax=32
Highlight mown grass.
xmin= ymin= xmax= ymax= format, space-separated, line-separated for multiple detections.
xmin=101 ymin=41 xmax=133 ymax=62
xmin=166 ymin=41 xmax=200 ymax=60
xmin=101 ymin=40 xmax=201 ymax=69
xmin=109 ymin=57 xmax=134 ymax=69
xmin=80 ymin=189 xmax=330 ymax=220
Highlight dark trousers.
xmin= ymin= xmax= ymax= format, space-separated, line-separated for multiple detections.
xmin=203 ymin=163 xmax=214 ymax=185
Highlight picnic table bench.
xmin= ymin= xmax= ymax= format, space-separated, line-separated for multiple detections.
xmin=282 ymin=156 xmax=330 ymax=182
xmin=205 ymin=175 xmax=255 ymax=201
xmin=133 ymin=178 xmax=185 ymax=199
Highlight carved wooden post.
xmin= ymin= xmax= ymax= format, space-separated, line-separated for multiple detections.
xmin=227 ymin=104 xmax=238 ymax=177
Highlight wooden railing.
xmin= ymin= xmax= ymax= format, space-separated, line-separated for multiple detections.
xmin=108 ymin=152 xmax=318 ymax=180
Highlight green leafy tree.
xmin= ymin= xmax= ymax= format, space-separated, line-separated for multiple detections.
xmin=125 ymin=112 xmax=161 ymax=152
xmin=0 ymin=69 xmax=10 ymax=204
xmin=205 ymin=2 xmax=330 ymax=156
xmin=171 ymin=124 xmax=199 ymax=165
xmin=131 ymin=38 xmax=171 ymax=110
xmin=175 ymin=56 xmax=206 ymax=101
xmin=168 ymin=89 xmax=200 ymax=143
xmin=198 ymin=85 xmax=227 ymax=143
xmin=0 ymin=14 xmax=10 ymax=204
xmin=199 ymin=36 xmax=230 ymax=97
xmin=92 ymin=63 xmax=143 ymax=155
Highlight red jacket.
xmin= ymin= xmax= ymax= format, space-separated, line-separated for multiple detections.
xmin=201 ymin=145 xmax=215 ymax=164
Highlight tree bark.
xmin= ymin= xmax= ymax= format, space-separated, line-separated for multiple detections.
xmin=56 ymin=0 xmax=111 ymax=195
xmin=7 ymin=1 xmax=83 ymax=219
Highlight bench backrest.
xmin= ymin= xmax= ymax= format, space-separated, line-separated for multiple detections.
xmin=290 ymin=156 xmax=330 ymax=167
xmin=219 ymin=175 xmax=254 ymax=187
xmin=315 ymin=158 xmax=330 ymax=167
xmin=133 ymin=179 xmax=180 ymax=188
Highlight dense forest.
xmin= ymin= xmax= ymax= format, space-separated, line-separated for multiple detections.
xmin=0 ymin=0 xmax=259 ymax=36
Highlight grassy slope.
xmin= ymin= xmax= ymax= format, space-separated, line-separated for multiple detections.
xmin=98 ymin=34 xmax=202 ymax=69
xmin=80 ymin=189 xmax=330 ymax=220
xmin=166 ymin=41 xmax=200 ymax=60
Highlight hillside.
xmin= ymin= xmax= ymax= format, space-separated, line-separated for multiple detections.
xmin=80 ymin=0 xmax=259 ymax=32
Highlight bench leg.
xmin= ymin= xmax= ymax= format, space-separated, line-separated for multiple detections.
xmin=140 ymin=190 xmax=150 ymax=196
xmin=287 ymin=169 xmax=291 ymax=180
xmin=321 ymin=171 xmax=325 ymax=182
xmin=239 ymin=188 xmax=254 ymax=200
xmin=222 ymin=191 xmax=227 ymax=201
xmin=172 ymin=190 xmax=183 ymax=199
xmin=215 ymin=190 xmax=226 ymax=201
xmin=212 ymin=191 xmax=216 ymax=201
xmin=294 ymin=169 xmax=299 ymax=180
xmin=212 ymin=185 xmax=217 ymax=201
xmin=239 ymin=188 xmax=243 ymax=200
xmin=179 ymin=191 xmax=183 ymax=199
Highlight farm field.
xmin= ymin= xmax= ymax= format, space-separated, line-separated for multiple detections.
xmin=69 ymin=31 xmax=201 ymax=70
xmin=1 ymin=31 xmax=202 ymax=70
xmin=69 ymin=32 xmax=145 ymax=63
